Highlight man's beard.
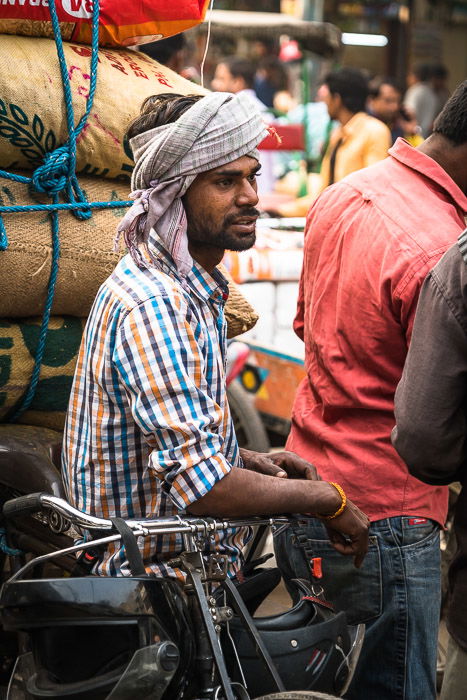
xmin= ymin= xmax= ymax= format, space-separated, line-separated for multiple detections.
xmin=187 ymin=208 xmax=259 ymax=251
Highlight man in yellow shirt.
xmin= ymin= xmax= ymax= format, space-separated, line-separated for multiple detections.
xmin=276 ymin=68 xmax=391 ymax=217
xmin=319 ymin=68 xmax=391 ymax=187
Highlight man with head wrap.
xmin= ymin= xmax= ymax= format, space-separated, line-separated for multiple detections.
xmin=63 ymin=92 xmax=369 ymax=578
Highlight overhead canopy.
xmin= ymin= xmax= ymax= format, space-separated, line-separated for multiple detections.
xmin=196 ymin=10 xmax=342 ymax=58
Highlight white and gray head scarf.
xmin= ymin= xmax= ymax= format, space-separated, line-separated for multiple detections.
xmin=116 ymin=91 xmax=270 ymax=279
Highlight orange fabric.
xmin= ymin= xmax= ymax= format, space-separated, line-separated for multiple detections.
xmin=0 ymin=1 xmax=210 ymax=47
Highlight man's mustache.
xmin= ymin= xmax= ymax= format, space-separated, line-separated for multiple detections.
xmin=224 ymin=208 xmax=260 ymax=226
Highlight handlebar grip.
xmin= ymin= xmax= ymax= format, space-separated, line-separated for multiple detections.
xmin=3 ymin=493 xmax=45 ymax=519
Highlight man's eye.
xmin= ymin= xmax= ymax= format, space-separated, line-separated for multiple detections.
xmin=249 ymin=172 xmax=260 ymax=181
xmin=218 ymin=179 xmax=233 ymax=187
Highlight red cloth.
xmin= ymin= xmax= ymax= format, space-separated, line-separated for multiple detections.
xmin=287 ymin=138 xmax=467 ymax=526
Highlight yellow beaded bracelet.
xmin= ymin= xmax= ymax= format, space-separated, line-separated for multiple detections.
xmin=322 ymin=482 xmax=347 ymax=520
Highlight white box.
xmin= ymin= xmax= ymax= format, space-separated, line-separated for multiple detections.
xmin=275 ymin=282 xmax=300 ymax=329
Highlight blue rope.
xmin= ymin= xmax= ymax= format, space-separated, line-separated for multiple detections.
xmin=0 ymin=527 xmax=22 ymax=557
xmin=0 ymin=200 xmax=132 ymax=216
xmin=0 ymin=0 xmax=133 ymax=420
xmin=8 ymin=196 xmax=61 ymax=422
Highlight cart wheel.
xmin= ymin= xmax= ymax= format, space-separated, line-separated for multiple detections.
xmin=227 ymin=381 xmax=269 ymax=452
xmin=254 ymin=693 xmax=339 ymax=699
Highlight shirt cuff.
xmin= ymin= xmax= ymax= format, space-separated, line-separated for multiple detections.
xmin=168 ymin=453 xmax=232 ymax=511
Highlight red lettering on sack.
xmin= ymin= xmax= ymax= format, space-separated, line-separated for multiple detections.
xmin=70 ymin=45 xmax=90 ymax=58
xmin=120 ymin=54 xmax=148 ymax=80
xmin=150 ymin=70 xmax=173 ymax=88
xmin=99 ymin=50 xmax=129 ymax=76
xmin=110 ymin=62 xmax=128 ymax=75
xmin=68 ymin=65 xmax=91 ymax=98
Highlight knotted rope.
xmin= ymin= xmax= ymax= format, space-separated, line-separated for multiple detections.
xmin=0 ymin=0 xmax=132 ymax=421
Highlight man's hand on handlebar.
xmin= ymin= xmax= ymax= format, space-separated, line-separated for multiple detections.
xmin=240 ymin=448 xmax=320 ymax=481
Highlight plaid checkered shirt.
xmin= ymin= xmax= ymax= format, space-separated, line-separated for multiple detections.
xmin=62 ymin=233 xmax=246 ymax=579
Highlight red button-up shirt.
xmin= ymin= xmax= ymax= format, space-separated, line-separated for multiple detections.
xmin=287 ymin=138 xmax=467 ymax=525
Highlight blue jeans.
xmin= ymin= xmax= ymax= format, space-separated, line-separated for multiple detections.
xmin=274 ymin=517 xmax=441 ymax=700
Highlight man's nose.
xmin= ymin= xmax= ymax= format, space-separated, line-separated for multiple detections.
xmin=236 ymin=180 xmax=259 ymax=207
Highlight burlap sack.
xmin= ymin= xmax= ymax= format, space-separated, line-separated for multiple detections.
xmin=0 ymin=34 xmax=207 ymax=179
xmin=0 ymin=175 xmax=130 ymax=317
xmin=0 ymin=316 xmax=85 ymax=431
xmin=218 ymin=264 xmax=258 ymax=339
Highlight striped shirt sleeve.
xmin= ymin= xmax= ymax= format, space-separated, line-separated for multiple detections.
xmin=112 ymin=290 xmax=232 ymax=511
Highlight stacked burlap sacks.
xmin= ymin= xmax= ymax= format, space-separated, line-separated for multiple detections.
xmin=0 ymin=36 xmax=258 ymax=431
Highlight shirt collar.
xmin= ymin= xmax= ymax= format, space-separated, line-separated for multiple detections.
xmin=146 ymin=229 xmax=228 ymax=303
xmin=187 ymin=261 xmax=229 ymax=304
xmin=389 ymin=138 xmax=467 ymax=212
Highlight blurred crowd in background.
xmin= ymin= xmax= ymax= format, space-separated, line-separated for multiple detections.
xmin=138 ymin=32 xmax=451 ymax=214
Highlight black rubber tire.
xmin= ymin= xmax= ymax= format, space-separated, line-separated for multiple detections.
xmin=254 ymin=693 xmax=339 ymax=699
xmin=227 ymin=381 xmax=270 ymax=453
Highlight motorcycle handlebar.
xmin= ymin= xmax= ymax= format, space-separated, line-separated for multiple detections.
xmin=3 ymin=493 xmax=45 ymax=520
xmin=3 ymin=492 xmax=290 ymax=535
xmin=3 ymin=493 xmax=115 ymax=529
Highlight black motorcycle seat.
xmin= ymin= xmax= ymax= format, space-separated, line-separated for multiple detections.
xmin=0 ymin=425 xmax=64 ymax=497
xmin=253 ymin=597 xmax=317 ymax=632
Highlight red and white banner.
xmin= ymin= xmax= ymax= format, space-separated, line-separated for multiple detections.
xmin=0 ymin=0 xmax=210 ymax=47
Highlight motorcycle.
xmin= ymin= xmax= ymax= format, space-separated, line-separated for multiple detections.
xmin=0 ymin=488 xmax=364 ymax=700
xmin=0 ymin=347 xmax=360 ymax=699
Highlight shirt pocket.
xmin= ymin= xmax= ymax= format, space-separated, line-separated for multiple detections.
xmin=298 ymin=535 xmax=382 ymax=625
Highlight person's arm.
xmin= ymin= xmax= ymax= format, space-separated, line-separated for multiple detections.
xmin=393 ymin=264 xmax=467 ymax=484
xmin=188 ymin=467 xmax=369 ymax=567
xmin=114 ymin=296 xmax=369 ymax=564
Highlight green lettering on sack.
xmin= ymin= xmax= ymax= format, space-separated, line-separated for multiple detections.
xmin=0 ymin=104 xmax=58 ymax=169
xmin=29 ymin=376 xmax=73 ymax=412
xmin=0 ymin=356 xmax=12 ymax=389
xmin=20 ymin=317 xmax=83 ymax=367
xmin=110 ymin=189 xmax=129 ymax=218
xmin=0 ymin=186 xmax=16 ymax=206
xmin=78 ymin=163 xmax=110 ymax=178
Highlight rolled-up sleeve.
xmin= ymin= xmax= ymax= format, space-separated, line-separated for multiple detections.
xmin=113 ymin=293 xmax=231 ymax=510
xmin=393 ymin=266 xmax=467 ymax=485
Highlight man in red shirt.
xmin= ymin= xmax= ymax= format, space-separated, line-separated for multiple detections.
xmin=275 ymin=81 xmax=467 ymax=699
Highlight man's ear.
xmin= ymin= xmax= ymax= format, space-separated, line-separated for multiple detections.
xmin=233 ymin=76 xmax=246 ymax=93
xmin=334 ymin=93 xmax=343 ymax=111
